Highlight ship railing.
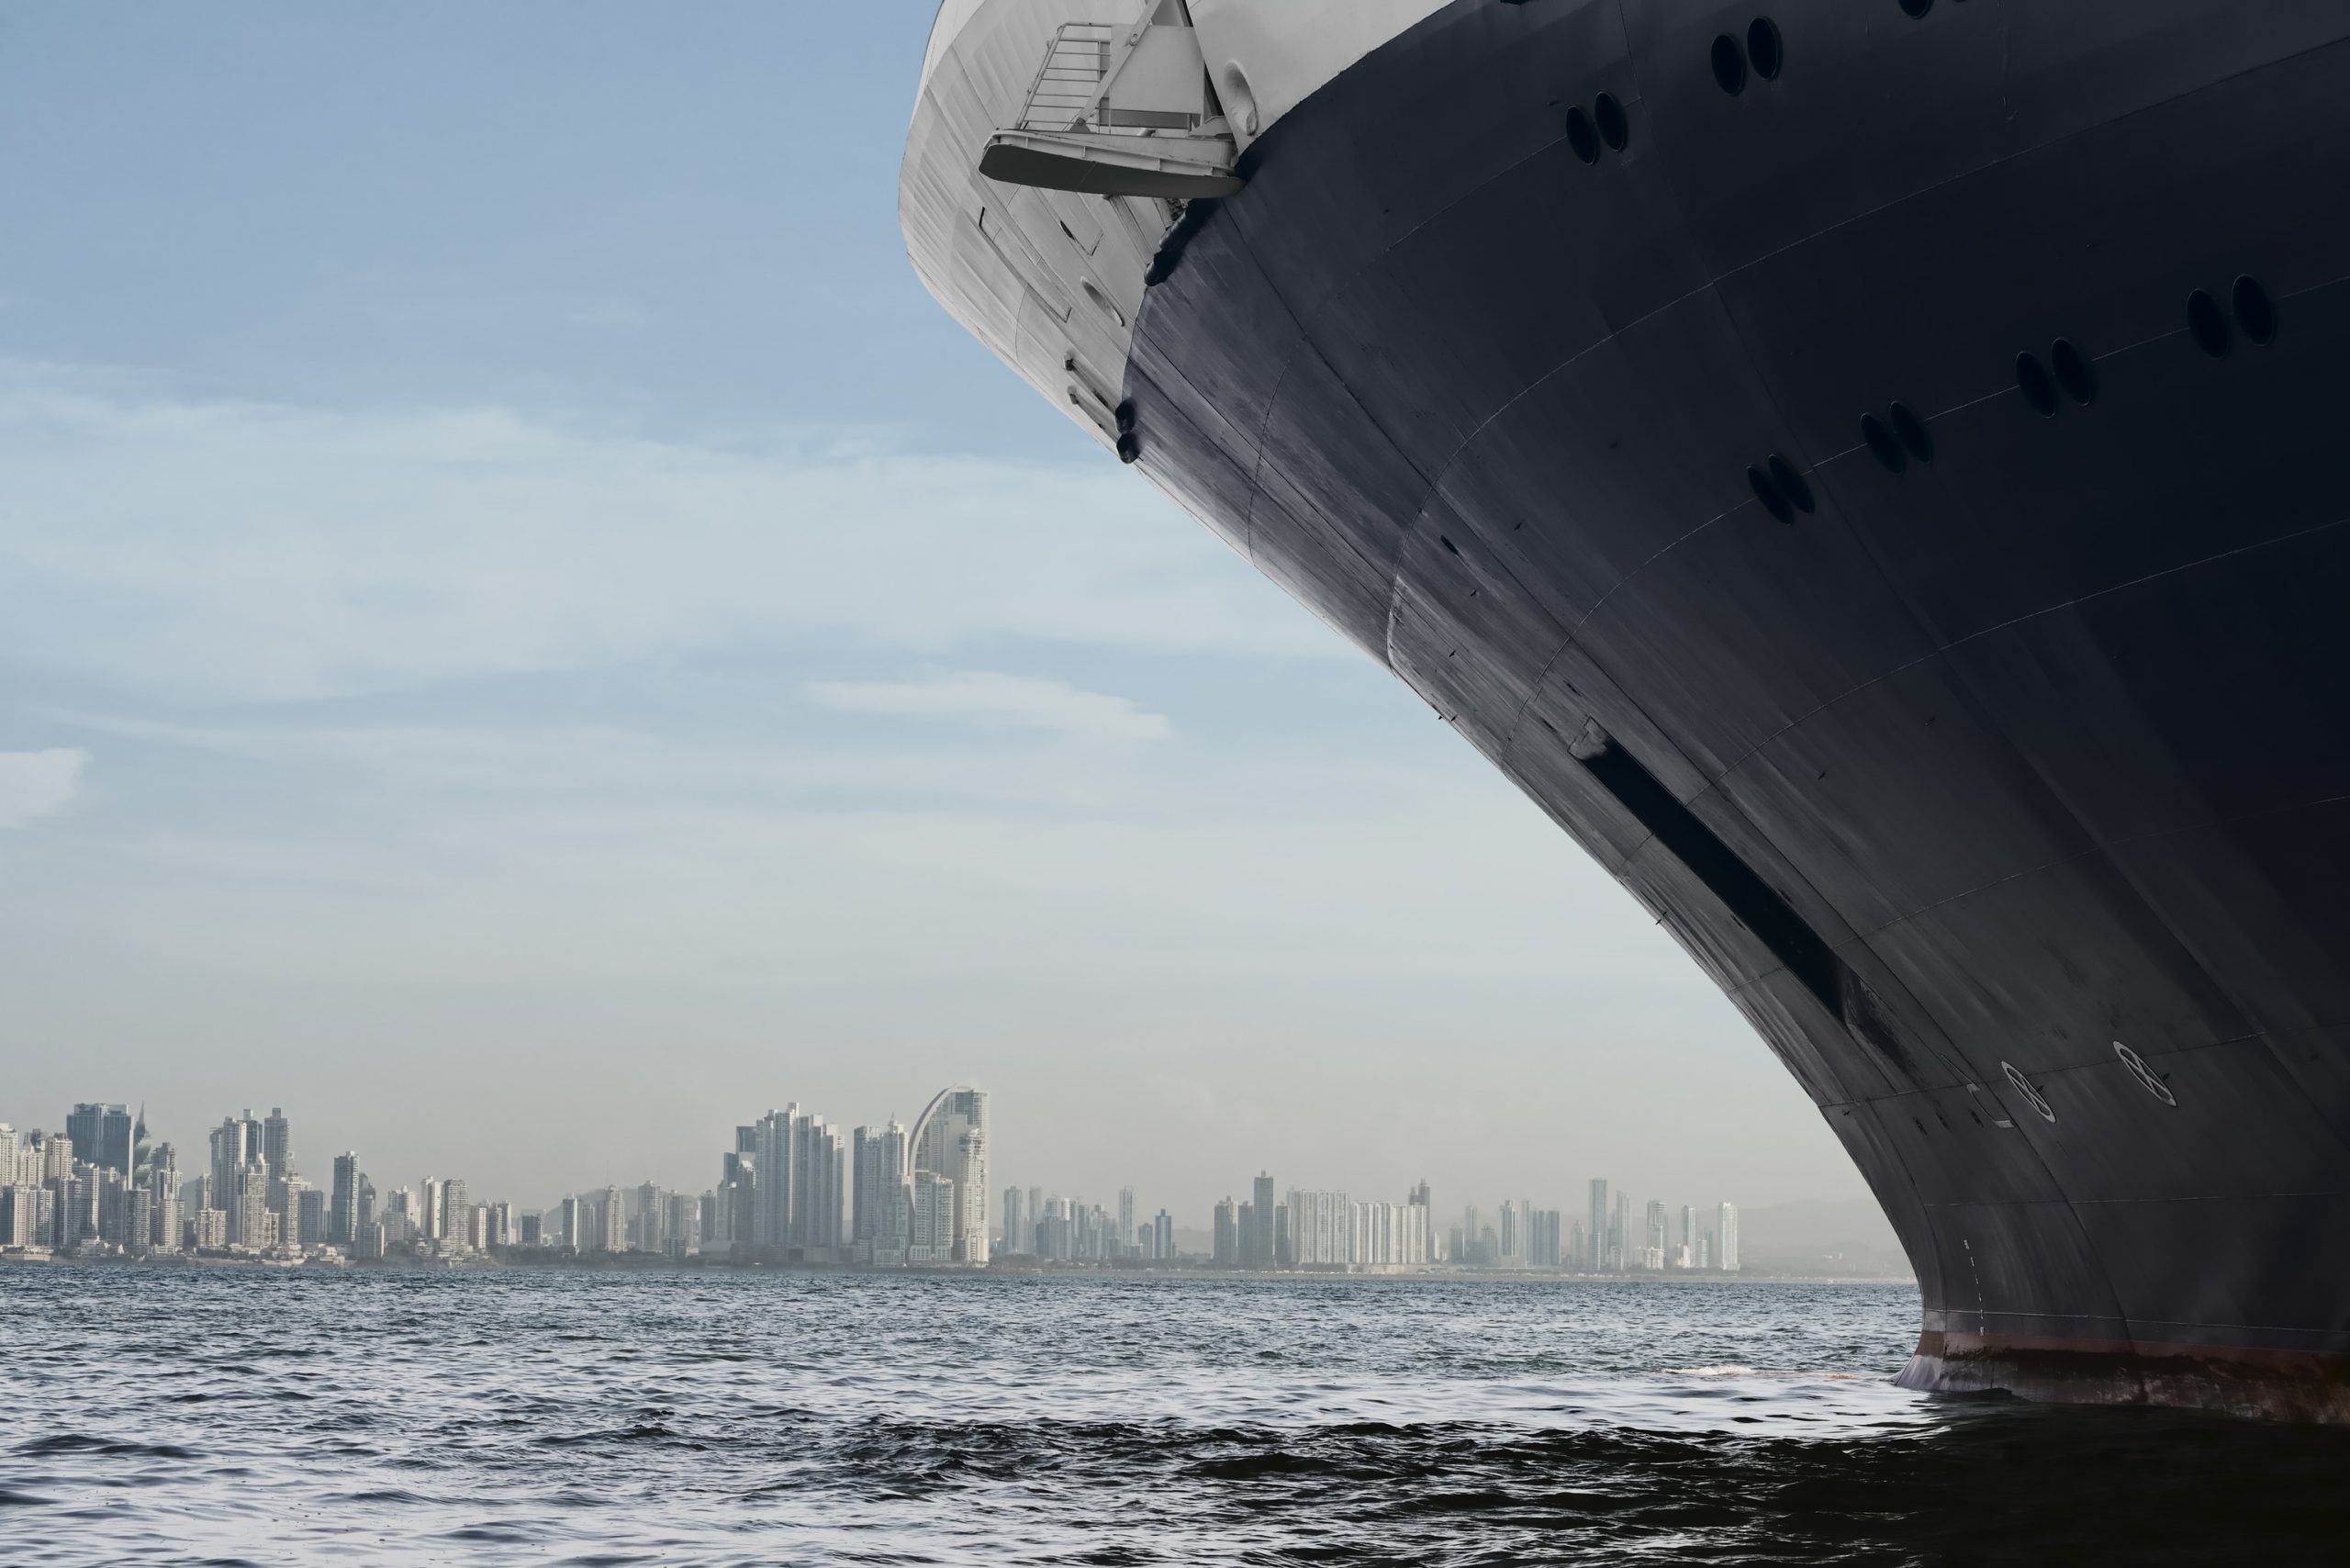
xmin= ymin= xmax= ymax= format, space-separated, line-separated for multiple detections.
xmin=1012 ymin=23 xmax=1118 ymax=133
xmin=1012 ymin=20 xmax=1209 ymax=136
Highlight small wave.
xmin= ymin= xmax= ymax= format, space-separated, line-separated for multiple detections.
xmin=15 ymin=1434 xmax=198 ymax=1461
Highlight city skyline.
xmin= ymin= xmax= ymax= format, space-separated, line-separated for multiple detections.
xmin=0 ymin=5 xmax=1875 ymax=1225
xmin=2 ymin=1091 xmax=1779 ymax=1278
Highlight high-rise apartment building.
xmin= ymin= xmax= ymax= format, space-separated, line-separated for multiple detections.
xmin=208 ymin=1114 xmax=259 ymax=1204
xmin=441 ymin=1179 xmax=471 ymax=1249
xmin=1212 ymin=1197 xmax=1237 ymax=1265
xmin=908 ymin=1170 xmax=956 ymax=1264
xmin=1287 ymin=1190 xmax=1349 ymax=1265
xmin=149 ymin=1142 xmax=181 ymax=1254
xmin=851 ymin=1121 xmax=911 ymax=1266
xmin=719 ymin=1145 xmax=755 ymax=1259
xmin=1248 ymin=1173 xmax=1275 ymax=1271
xmin=66 ymin=1104 xmax=133 ymax=1177
xmin=791 ymin=1112 xmax=845 ymax=1260
xmin=911 ymin=1086 xmax=989 ymax=1265
xmin=1117 ymin=1187 xmax=1135 ymax=1251
xmin=1529 ymin=1208 xmax=1562 ymax=1268
xmin=297 ymin=1187 xmax=327 ymax=1247
xmin=1718 ymin=1203 xmax=1740 ymax=1272
xmin=1643 ymin=1200 xmax=1667 ymax=1271
xmin=1612 ymin=1191 xmax=1632 ymax=1273
xmin=330 ymin=1154 xmax=362 ymax=1247
xmin=751 ymin=1106 xmax=798 ymax=1257
xmin=262 ymin=1108 xmax=293 ymax=1181
xmin=1152 ymin=1209 xmax=1173 ymax=1261
xmin=1000 ymin=1183 xmax=1025 ymax=1257
xmin=1587 ymin=1179 xmax=1608 ymax=1272
xmin=599 ymin=1186 xmax=625 ymax=1254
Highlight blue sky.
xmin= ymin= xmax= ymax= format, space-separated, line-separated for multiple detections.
xmin=0 ymin=3 xmax=1866 ymax=1218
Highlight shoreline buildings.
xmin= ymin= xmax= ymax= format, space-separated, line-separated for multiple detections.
xmin=6 ymin=1091 xmax=1759 ymax=1280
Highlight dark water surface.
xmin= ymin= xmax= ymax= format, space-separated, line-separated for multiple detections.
xmin=2 ymin=1267 xmax=2342 ymax=1565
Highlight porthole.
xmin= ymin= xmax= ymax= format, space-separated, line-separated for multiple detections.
xmin=2000 ymin=1060 xmax=2056 ymax=1123
xmin=1766 ymin=454 xmax=1815 ymax=513
xmin=1860 ymin=414 xmax=1905 ymax=474
xmin=1080 ymin=277 xmax=1125 ymax=326
xmin=1115 ymin=431 xmax=1140 ymax=464
xmin=2232 ymin=275 xmax=2276 ymax=345
xmin=2049 ymin=338 xmax=2096 ymax=406
xmin=2113 ymin=1041 xmax=2177 ymax=1107
xmin=1887 ymin=401 xmax=1933 ymax=464
xmin=1748 ymin=19 xmax=1784 ymax=80
xmin=2186 ymin=289 xmax=2231 ymax=358
xmin=1595 ymin=93 xmax=1629 ymax=151
xmin=2015 ymin=353 xmax=2059 ymax=417
xmin=1899 ymin=0 xmax=1932 ymax=16
xmin=1564 ymin=106 xmax=1601 ymax=164
xmin=1711 ymin=35 xmax=1747 ymax=95
xmin=1748 ymin=465 xmax=1793 ymax=524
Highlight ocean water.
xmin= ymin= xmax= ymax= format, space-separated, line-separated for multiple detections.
xmin=2 ymin=1267 xmax=2343 ymax=1566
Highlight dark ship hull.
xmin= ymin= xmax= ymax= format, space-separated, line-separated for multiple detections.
xmin=1121 ymin=0 xmax=2350 ymax=1418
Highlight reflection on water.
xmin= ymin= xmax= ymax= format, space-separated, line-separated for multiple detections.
xmin=1 ymin=1268 xmax=2340 ymax=1564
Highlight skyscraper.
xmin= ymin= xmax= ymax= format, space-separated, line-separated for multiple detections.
xmin=1718 ymin=1203 xmax=1740 ymax=1272
xmin=908 ymin=1170 xmax=956 ymax=1264
xmin=1498 ymin=1200 xmax=1520 ymax=1268
xmin=911 ymin=1086 xmax=989 ymax=1265
xmin=1212 ymin=1197 xmax=1237 ymax=1266
xmin=1288 ymin=1190 xmax=1348 ymax=1265
xmin=790 ymin=1112 xmax=845 ymax=1260
xmin=262 ymin=1107 xmax=293 ymax=1181
xmin=330 ymin=1154 xmax=362 ymax=1247
xmin=1643 ymin=1200 xmax=1667 ymax=1271
xmin=210 ymin=1112 xmax=260 ymax=1201
xmin=851 ymin=1121 xmax=912 ymax=1266
xmin=1249 ymin=1172 xmax=1275 ymax=1271
xmin=66 ymin=1104 xmax=132 ymax=1178
xmin=149 ymin=1142 xmax=181 ymax=1254
xmin=1586 ymin=1179 xmax=1608 ymax=1273
xmin=1152 ymin=1209 xmax=1173 ymax=1261
xmin=1117 ymin=1187 xmax=1135 ymax=1252
xmin=720 ymin=1144 xmax=756 ymax=1259
xmin=441 ymin=1179 xmax=471 ymax=1249
xmin=1001 ymin=1184 xmax=1025 ymax=1258
xmin=1612 ymin=1191 xmax=1632 ymax=1274
xmin=752 ymin=1107 xmax=797 ymax=1258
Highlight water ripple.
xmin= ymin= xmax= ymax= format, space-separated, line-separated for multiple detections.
xmin=2 ymin=1268 xmax=2344 ymax=1564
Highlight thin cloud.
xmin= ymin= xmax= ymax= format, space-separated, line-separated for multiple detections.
xmin=0 ymin=747 xmax=90 ymax=827
xmin=0 ymin=370 xmax=1333 ymax=705
xmin=808 ymin=671 xmax=1171 ymax=743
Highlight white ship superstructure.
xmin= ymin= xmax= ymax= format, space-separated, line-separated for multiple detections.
xmin=902 ymin=1 xmax=1443 ymax=454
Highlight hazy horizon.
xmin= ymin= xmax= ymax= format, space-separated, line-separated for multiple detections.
xmin=0 ymin=6 xmax=1875 ymax=1226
